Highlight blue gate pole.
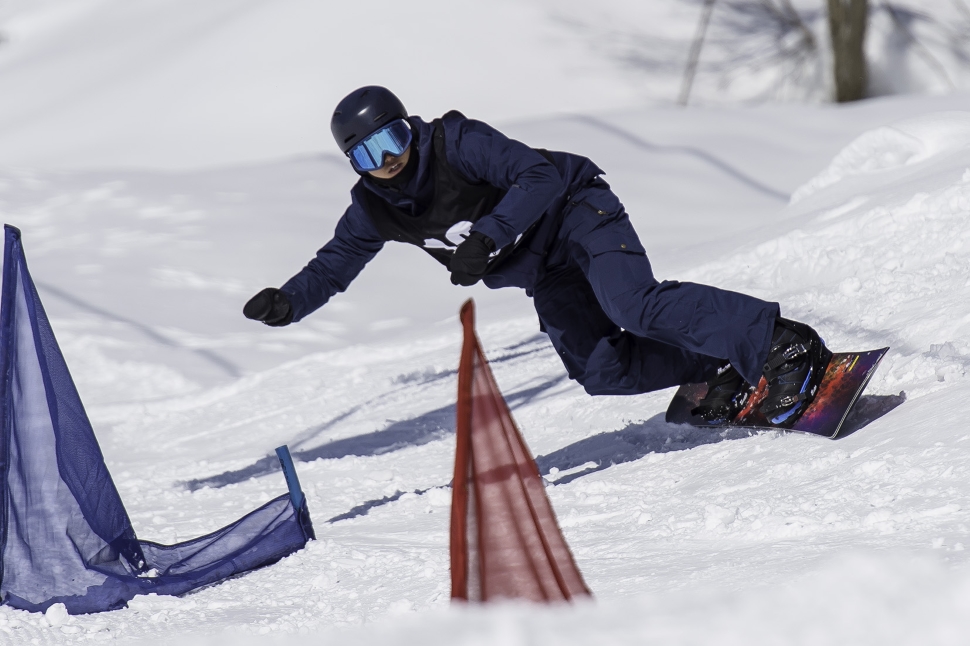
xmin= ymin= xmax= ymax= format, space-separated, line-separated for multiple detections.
xmin=275 ymin=445 xmax=304 ymax=511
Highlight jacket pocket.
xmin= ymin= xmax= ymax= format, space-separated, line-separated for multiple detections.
xmin=584 ymin=229 xmax=646 ymax=256
xmin=571 ymin=189 xmax=624 ymax=218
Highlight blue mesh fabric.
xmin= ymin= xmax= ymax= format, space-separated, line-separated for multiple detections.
xmin=0 ymin=226 xmax=314 ymax=614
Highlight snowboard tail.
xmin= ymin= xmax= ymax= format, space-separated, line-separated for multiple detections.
xmin=666 ymin=348 xmax=889 ymax=439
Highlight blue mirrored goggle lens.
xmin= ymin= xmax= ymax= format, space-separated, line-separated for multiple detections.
xmin=348 ymin=120 xmax=412 ymax=172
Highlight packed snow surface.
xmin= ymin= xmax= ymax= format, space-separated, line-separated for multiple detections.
xmin=0 ymin=104 xmax=968 ymax=644
xmin=2 ymin=2 xmax=970 ymax=644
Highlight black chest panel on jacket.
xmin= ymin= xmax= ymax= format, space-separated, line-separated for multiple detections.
xmin=357 ymin=112 xmax=551 ymax=268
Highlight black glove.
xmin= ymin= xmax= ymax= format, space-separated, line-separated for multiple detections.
xmin=243 ymin=288 xmax=293 ymax=327
xmin=450 ymin=232 xmax=495 ymax=286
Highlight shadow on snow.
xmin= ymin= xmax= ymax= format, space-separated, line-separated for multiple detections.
xmin=536 ymin=391 xmax=906 ymax=485
xmin=188 ymin=375 xmax=903 ymax=524
xmin=836 ymin=392 xmax=906 ymax=438
xmin=184 ymin=374 xmax=567 ymax=492
xmin=536 ymin=413 xmax=758 ymax=486
xmin=322 ymin=409 xmax=760 ymax=523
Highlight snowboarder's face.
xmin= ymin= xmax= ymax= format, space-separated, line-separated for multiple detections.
xmin=366 ymin=145 xmax=411 ymax=180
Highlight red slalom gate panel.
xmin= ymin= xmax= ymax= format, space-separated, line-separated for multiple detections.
xmin=450 ymin=299 xmax=591 ymax=603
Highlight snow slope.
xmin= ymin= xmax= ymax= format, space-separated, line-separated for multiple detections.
xmin=0 ymin=0 xmax=648 ymax=169
xmin=1 ymin=92 xmax=968 ymax=394
xmin=1 ymin=0 xmax=968 ymax=169
xmin=1 ymin=2 xmax=970 ymax=643
xmin=0 ymin=107 xmax=968 ymax=644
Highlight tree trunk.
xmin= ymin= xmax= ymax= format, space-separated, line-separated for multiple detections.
xmin=827 ymin=0 xmax=869 ymax=102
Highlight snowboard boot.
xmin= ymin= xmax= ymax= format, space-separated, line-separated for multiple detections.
xmin=760 ymin=317 xmax=833 ymax=428
xmin=692 ymin=362 xmax=753 ymax=425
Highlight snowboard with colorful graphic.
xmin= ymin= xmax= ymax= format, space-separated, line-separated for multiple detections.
xmin=665 ymin=348 xmax=890 ymax=439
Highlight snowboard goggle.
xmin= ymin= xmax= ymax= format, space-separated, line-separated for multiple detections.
xmin=346 ymin=119 xmax=412 ymax=172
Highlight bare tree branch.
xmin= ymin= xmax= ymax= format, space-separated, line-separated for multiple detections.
xmin=680 ymin=0 xmax=719 ymax=105
xmin=778 ymin=0 xmax=818 ymax=49
xmin=883 ymin=0 xmax=956 ymax=89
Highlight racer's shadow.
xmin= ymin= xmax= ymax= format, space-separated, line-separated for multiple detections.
xmin=319 ymin=391 xmax=905 ymax=523
xmin=321 ymin=413 xmax=752 ymax=523
xmin=535 ymin=413 xmax=756 ymax=486
xmin=185 ymin=374 xmax=566 ymax=491
xmin=199 ymin=390 xmax=903 ymax=522
xmin=535 ymin=391 xmax=906 ymax=485
xmin=184 ymin=407 xmax=455 ymax=491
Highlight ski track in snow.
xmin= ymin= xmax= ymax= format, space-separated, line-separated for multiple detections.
xmin=0 ymin=108 xmax=967 ymax=644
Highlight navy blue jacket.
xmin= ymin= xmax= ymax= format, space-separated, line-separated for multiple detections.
xmin=281 ymin=114 xmax=602 ymax=322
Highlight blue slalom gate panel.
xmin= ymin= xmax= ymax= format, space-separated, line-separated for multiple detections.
xmin=0 ymin=225 xmax=315 ymax=614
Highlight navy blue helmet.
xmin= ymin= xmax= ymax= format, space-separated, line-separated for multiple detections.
xmin=330 ymin=86 xmax=408 ymax=154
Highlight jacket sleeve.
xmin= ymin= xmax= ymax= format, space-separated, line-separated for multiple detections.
xmin=280 ymin=199 xmax=385 ymax=322
xmin=444 ymin=118 xmax=564 ymax=250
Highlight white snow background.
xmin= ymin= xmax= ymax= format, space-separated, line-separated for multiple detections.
xmin=0 ymin=1 xmax=970 ymax=644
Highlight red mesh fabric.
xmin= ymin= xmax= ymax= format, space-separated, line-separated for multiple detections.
xmin=450 ymin=300 xmax=591 ymax=602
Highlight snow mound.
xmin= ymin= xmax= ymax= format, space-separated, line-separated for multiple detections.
xmin=674 ymin=116 xmax=970 ymax=430
xmin=791 ymin=112 xmax=970 ymax=203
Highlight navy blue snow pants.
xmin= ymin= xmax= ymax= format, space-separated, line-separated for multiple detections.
xmin=532 ymin=181 xmax=779 ymax=396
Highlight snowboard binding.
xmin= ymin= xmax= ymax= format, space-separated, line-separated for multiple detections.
xmin=667 ymin=346 xmax=888 ymax=439
xmin=691 ymin=362 xmax=754 ymax=425
xmin=759 ymin=317 xmax=833 ymax=428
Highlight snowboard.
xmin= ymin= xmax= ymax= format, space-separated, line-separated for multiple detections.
xmin=665 ymin=348 xmax=890 ymax=439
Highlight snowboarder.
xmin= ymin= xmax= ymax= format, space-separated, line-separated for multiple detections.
xmin=243 ymin=86 xmax=830 ymax=428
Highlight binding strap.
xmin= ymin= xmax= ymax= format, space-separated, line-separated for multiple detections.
xmin=763 ymin=343 xmax=808 ymax=374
